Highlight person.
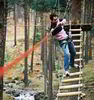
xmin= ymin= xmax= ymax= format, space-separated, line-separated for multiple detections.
xmin=49 ymin=13 xmax=78 ymax=76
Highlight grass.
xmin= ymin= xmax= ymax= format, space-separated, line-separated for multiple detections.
xmin=83 ymin=61 xmax=94 ymax=84
xmin=3 ymin=93 xmax=12 ymax=100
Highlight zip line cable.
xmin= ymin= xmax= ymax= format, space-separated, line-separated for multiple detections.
xmin=0 ymin=34 xmax=48 ymax=77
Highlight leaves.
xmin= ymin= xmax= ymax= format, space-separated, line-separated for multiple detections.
xmin=7 ymin=0 xmax=67 ymax=12
xmin=32 ymin=0 xmax=67 ymax=12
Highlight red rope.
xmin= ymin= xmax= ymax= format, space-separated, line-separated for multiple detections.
xmin=0 ymin=34 xmax=48 ymax=77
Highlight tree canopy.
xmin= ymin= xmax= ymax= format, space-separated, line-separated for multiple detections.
xmin=32 ymin=0 xmax=67 ymax=12
xmin=7 ymin=0 xmax=67 ymax=13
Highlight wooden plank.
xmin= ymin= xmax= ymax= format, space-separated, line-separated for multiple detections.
xmin=64 ymin=24 xmax=92 ymax=31
xmin=69 ymin=29 xmax=82 ymax=31
xmin=72 ymin=34 xmax=82 ymax=36
xmin=74 ymin=45 xmax=82 ymax=48
xmin=75 ymin=58 xmax=83 ymax=61
xmin=61 ymin=77 xmax=82 ymax=83
xmin=57 ymin=91 xmax=82 ymax=97
xmin=73 ymin=40 xmax=82 ymax=42
xmin=76 ymin=52 xmax=82 ymax=55
xmin=59 ymin=84 xmax=83 ymax=90
xmin=70 ymin=71 xmax=83 ymax=76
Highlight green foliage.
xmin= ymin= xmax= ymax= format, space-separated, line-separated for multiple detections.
xmin=8 ymin=0 xmax=22 ymax=5
xmin=8 ymin=0 xmax=32 ymax=11
xmin=55 ymin=63 xmax=60 ymax=72
xmin=32 ymin=0 xmax=49 ymax=12
xmin=32 ymin=0 xmax=67 ymax=12
xmin=35 ymin=32 xmax=41 ymax=42
xmin=7 ymin=0 xmax=67 ymax=13
xmin=83 ymin=64 xmax=94 ymax=83
xmin=4 ymin=52 xmax=12 ymax=63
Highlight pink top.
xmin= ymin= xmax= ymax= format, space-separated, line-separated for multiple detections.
xmin=55 ymin=19 xmax=68 ymax=40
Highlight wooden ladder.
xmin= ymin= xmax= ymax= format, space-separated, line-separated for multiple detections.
xmin=56 ymin=28 xmax=85 ymax=100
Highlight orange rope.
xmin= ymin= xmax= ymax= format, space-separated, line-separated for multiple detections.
xmin=0 ymin=34 xmax=48 ymax=77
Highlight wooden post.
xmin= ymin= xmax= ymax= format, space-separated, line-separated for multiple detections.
xmin=48 ymin=36 xmax=53 ymax=100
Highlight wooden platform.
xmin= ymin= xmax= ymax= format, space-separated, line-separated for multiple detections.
xmin=64 ymin=24 xmax=92 ymax=31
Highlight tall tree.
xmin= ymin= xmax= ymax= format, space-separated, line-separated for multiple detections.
xmin=30 ymin=12 xmax=37 ymax=71
xmin=48 ymin=36 xmax=53 ymax=100
xmin=14 ymin=4 xmax=17 ymax=46
xmin=0 ymin=0 xmax=7 ymax=99
xmin=43 ymin=14 xmax=48 ymax=94
xmin=24 ymin=0 xmax=29 ymax=86
xmin=71 ymin=0 xmax=82 ymax=23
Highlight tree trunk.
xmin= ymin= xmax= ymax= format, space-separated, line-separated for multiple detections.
xmin=92 ymin=0 xmax=94 ymax=24
xmin=27 ymin=9 xmax=30 ymax=49
xmin=48 ymin=36 xmax=53 ymax=100
xmin=41 ymin=14 xmax=44 ymax=63
xmin=81 ymin=0 xmax=85 ymax=24
xmin=71 ymin=0 xmax=82 ymax=24
xmin=85 ymin=32 xmax=89 ymax=64
xmin=14 ymin=4 xmax=17 ymax=46
xmin=40 ymin=13 xmax=45 ymax=73
xmin=44 ymin=32 xmax=48 ymax=95
xmin=30 ymin=12 xmax=37 ymax=72
xmin=52 ymin=38 xmax=55 ymax=71
xmin=43 ymin=15 xmax=48 ymax=95
xmin=0 ymin=0 xmax=7 ymax=99
xmin=88 ymin=0 xmax=93 ymax=60
xmin=24 ymin=0 xmax=29 ymax=87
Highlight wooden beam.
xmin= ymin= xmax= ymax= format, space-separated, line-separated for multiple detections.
xmin=72 ymin=34 xmax=82 ymax=36
xmin=76 ymin=52 xmax=82 ymax=55
xmin=64 ymin=24 xmax=92 ymax=31
xmin=74 ymin=45 xmax=82 ymax=48
xmin=75 ymin=58 xmax=83 ymax=62
xmin=70 ymin=29 xmax=82 ymax=31
xmin=57 ymin=91 xmax=82 ymax=97
xmin=61 ymin=77 xmax=82 ymax=83
xmin=73 ymin=40 xmax=82 ymax=42
xmin=59 ymin=84 xmax=83 ymax=90
xmin=70 ymin=71 xmax=83 ymax=76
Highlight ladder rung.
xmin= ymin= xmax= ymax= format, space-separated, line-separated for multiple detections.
xmin=57 ymin=91 xmax=82 ymax=97
xmin=70 ymin=71 xmax=83 ymax=76
xmin=59 ymin=84 xmax=83 ymax=90
xmin=76 ymin=52 xmax=82 ymax=55
xmin=73 ymin=40 xmax=82 ymax=42
xmin=75 ymin=58 xmax=83 ymax=61
xmin=61 ymin=77 xmax=82 ymax=83
xmin=72 ymin=34 xmax=82 ymax=36
xmin=70 ymin=29 xmax=82 ymax=31
xmin=74 ymin=46 xmax=82 ymax=48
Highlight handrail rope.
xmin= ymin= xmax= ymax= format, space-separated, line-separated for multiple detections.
xmin=0 ymin=33 xmax=49 ymax=77
xmin=78 ymin=28 xmax=83 ymax=100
